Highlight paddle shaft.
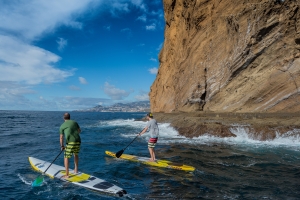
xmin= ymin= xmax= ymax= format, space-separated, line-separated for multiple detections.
xmin=122 ymin=134 xmax=139 ymax=151
xmin=32 ymin=149 xmax=64 ymax=187
xmin=116 ymin=130 xmax=143 ymax=158
xmin=123 ymin=129 xmax=145 ymax=151
xmin=43 ymin=149 xmax=64 ymax=174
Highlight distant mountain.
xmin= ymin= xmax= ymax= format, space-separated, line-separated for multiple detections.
xmin=75 ymin=101 xmax=150 ymax=112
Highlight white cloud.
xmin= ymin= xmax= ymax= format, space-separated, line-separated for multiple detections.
xmin=0 ymin=35 xmax=74 ymax=84
xmin=110 ymin=2 xmax=130 ymax=15
xmin=135 ymin=92 xmax=149 ymax=101
xmin=57 ymin=96 xmax=111 ymax=110
xmin=150 ymin=10 xmax=164 ymax=18
xmin=0 ymin=81 xmax=37 ymax=110
xmin=0 ymin=0 xmax=100 ymax=85
xmin=0 ymin=0 xmax=160 ymax=110
xmin=131 ymin=0 xmax=143 ymax=6
xmin=0 ymin=81 xmax=35 ymax=96
xmin=157 ymin=42 xmax=163 ymax=51
xmin=121 ymin=28 xmax=132 ymax=38
xmin=104 ymin=25 xmax=111 ymax=30
xmin=67 ymin=21 xmax=83 ymax=29
xmin=69 ymin=85 xmax=81 ymax=91
xmin=0 ymin=0 xmax=98 ymax=41
xmin=150 ymin=57 xmax=157 ymax=62
xmin=108 ymin=0 xmax=148 ymax=16
xmin=57 ymin=37 xmax=68 ymax=51
xmin=131 ymin=0 xmax=147 ymax=12
xmin=121 ymin=28 xmax=131 ymax=32
xmin=0 ymin=0 xmax=152 ymax=85
xmin=103 ymin=82 xmax=132 ymax=100
xmin=0 ymin=82 xmax=112 ymax=110
xmin=148 ymin=67 xmax=158 ymax=74
xmin=137 ymin=14 xmax=147 ymax=22
xmin=146 ymin=23 xmax=156 ymax=30
xmin=79 ymin=77 xmax=88 ymax=84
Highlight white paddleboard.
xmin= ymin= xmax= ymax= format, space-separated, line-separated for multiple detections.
xmin=28 ymin=157 xmax=127 ymax=197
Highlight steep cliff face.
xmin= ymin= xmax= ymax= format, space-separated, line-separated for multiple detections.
xmin=150 ymin=0 xmax=300 ymax=113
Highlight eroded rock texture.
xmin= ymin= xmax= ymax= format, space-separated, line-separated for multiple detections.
xmin=150 ymin=0 xmax=300 ymax=113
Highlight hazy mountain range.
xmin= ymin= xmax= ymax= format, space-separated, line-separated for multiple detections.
xmin=74 ymin=101 xmax=150 ymax=112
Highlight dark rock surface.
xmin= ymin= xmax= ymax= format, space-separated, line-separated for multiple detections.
xmin=150 ymin=0 xmax=300 ymax=113
xmin=153 ymin=112 xmax=300 ymax=140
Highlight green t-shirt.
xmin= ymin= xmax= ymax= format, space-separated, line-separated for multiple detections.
xmin=59 ymin=120 xmax=81 ymax=143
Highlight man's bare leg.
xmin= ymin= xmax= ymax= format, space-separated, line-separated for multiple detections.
xmin=148 ymin=147 xmax=155 ymax=162
xmin=74 ymin=154 xmax=79 ymax=173
xmin=63 ymin=157 xmax=69 ymax=178
xmin=152 ymin=148 xmax=156 ymax=161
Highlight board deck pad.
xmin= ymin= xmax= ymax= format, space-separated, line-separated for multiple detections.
xmin=105 ymin=151 xmax=195 ymax=172
xmin=28 ymin=157 xmax=127 ymax=197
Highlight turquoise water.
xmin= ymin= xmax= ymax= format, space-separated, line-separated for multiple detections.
xmin=0 ymin=111 xmax=299 ymax=199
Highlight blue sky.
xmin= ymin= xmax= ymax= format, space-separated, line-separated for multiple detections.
xmin=0 ymin=0 xmax=164 ymax=111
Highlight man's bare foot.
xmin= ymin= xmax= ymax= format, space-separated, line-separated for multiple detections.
xmin=61 ymin=175 xmax=69 ymax=179
xmin=148 ymin=159 xmax=156 ymax=162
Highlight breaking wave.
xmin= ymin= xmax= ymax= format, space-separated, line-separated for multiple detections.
xmin=101 ymin=119 xmax=300 ymax=149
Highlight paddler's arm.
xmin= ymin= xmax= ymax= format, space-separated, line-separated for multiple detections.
xmin=138 ymin=126 xmax=148 ymax=136
xmin=77 ymin=122 xmax=81 ymax=134
xmin=60 ymin=134 xmax=65 ymax=150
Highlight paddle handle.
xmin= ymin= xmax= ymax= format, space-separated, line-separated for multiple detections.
xmin=43 ymin=149 xmax=64 ymax=174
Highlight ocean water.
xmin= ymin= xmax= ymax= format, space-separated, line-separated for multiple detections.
xmin=0 ymin=110 xmax=299 ymax=200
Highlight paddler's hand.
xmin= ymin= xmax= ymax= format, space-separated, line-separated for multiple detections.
xmin=61 ymin=146 xmax=65 ymax=150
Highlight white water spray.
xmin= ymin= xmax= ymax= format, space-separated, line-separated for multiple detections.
xmin=98 ymin=119 xmax=300 ymax=149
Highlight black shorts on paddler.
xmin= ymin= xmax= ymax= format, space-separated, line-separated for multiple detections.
xmin=64 ymin=142 xmax=80 ymax=158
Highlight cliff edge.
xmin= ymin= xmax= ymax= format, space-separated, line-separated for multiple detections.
xmin=150 ymin=0 xmax=300 ymax=113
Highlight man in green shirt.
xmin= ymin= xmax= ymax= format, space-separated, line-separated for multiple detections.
xmin=59 ymin=112 xmax=81 ymax=178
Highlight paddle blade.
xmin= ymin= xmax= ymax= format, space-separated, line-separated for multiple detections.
xmin=32 ymin=176 xmax=44 ymax=187
xmin=115 ymin=149 xmax=124 ymax=158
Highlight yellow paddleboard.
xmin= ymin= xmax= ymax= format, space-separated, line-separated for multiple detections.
xmin=105 ymin=151 xmax=195 ymax=172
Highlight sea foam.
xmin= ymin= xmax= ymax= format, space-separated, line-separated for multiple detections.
xmin=103 ymin=119 xmax=300 ymax=149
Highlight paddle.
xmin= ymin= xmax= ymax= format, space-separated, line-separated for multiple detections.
xmin=115 ymin=131 xmax=143 ymax=158
xmin=32 ymin=149 xmax=64 ymax=187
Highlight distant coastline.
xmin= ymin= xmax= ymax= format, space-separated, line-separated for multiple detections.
xmin=74 ymin=101 xmax=150 ymax=112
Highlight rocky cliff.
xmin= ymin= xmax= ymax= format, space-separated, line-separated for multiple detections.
xmin=150 ymin=0 xmax=300 ymax=113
